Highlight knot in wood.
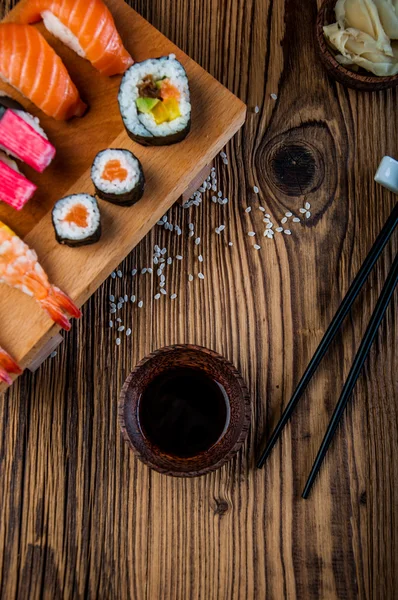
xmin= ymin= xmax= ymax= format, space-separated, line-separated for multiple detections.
xmin=268 ymin=142 xmax=320 ymax=196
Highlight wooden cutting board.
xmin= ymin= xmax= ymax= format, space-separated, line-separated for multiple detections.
xmin=0 ymin=0 xmax=246 ymax=383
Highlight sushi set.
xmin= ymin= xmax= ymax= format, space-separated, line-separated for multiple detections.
xmin=0 ymin=0 xmax=246 ymax=387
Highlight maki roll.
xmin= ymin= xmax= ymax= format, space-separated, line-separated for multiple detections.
xmin=91 ymin=148 xmax=145 ymax=206
xmin=52 ymin=194 xmax=101 ymax=247
xmin=118 ymin=54 xmax=191 ymax=146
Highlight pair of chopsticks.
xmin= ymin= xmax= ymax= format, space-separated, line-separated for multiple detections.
xmin=257 ymin=202 xmax=398 ymax=498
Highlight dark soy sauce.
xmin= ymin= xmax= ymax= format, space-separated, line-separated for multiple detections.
xmin=139 ymin=367 xmax=230 ymax=457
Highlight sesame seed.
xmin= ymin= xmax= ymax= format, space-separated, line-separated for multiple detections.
xmin=117 ymin=270 xmax=123 ymax=278
xmin=147 ymin=268 xmax=153 ymax=274
xmin=176 ymin=255 xmax=183 ymax=260
xmin=167 ymin=257 xmax=172 ymax=265
xmin=229 ymin=242 xmax=233 ymax=246
xmin=119 ymin=297 xmax=124 ymax=303
xmin=195 ymin=237 xmax=201 ymax=245
xmin=285 ymin=212 xmax=293 ymax=217
xmin=293 ymin=217 xmax=301 ymax=223
xmin=266 ymin=223 xmax=273 ymax=229
xmin=281 ymin=217 xmax=288 ymax=224
xmin=50 ymin=351 xmax=57 ymax=358
xmin=109 ymin=321 xmax=113 ymax=328
xmin=170 ymin=294 xmax=177 ymax=300
xmin=189 ymin=231 xmax=194 ymax=238
xmin=109 ymin=295 xmax=115 ymax=302
xmin=161 ymin=248 xmax=167 ymax=255
xmin=141 ymin=268 xmax=147 ymax=275
xmin=132 ymin=269 xmax=137 ymax=276
xmin=212 ymin=186 xmax=217 ymax=193
xmin=189 ymin=223 xmax=194 ymax=231
xmin=111 ymin=272 xmax=116 ymax=279
xmin=198 ymin=273 xmax=205 ymax=279
xmin=248 ymin=231 xmax=256 ymax=237
xmin=162 ymin=215 xmax=167 ymax=223
xmin=254 ymin=244 xmax=261 ymax=250
xmin=198 ymin=255 xmax=203 ymax=262
xmin=253 ymin=186 xmax=259 ymax=194
xmin=218 ymin=191 xmax=223 ymax=197
xmin=110 ymin=308 xmax=116 ymax=314
xmin=117 ymin=303 xmax=123 ymax=310
xmin=116 ymin=338 xmax=121 ymax=346
xmin=305 ymin=202 xmax=311 ymax=210
xmin=299 ymin=208 xmax=307 ymax=214
xmin=156 ymin=268 xmax=162 ymax=277
xmin=275 ymin=227 xmax=283 ymax=233
xmin=118 ymin=326 xmax=125 ymax=332
xmin=110 ymin=303 xmax=116 ymax=309
xmin=138 ymin=301 xmax=143 ymax=308
xmin=131 ymin=295 xmax=136 ymax=303
xmin=124 ymin=295 xmax=128 ymax=302
xmin=271 ymin=93 xmax=278 ymax=100
xmin=220 ymin=151 xmax=227 ymax=158
xmin=153 ymin=257 xmax=159 ymax=265
xmin=259 ymin=206 xmax=265 ymax=212
xmin=160 ymin=288 xmax=167 ymax=295
xmin=306 ymin=211 xmax=311 ymax=219
xmin=211 ymin=196 xmax=217 ymax=202
xmin=176 ymin=227 xmax=182 ymax=235
xmin=218 ymin=225 xmax=225 ymax=232
xmin=154 ymin=293 xmax=161 ymax=300
xmin=189 ymin=274 xmax=194 ymax=282
xmin=159 ymin=259 xmax=165 ymax=264
xmin=116 ymin=318 xmax=122 ymax=322
xmin=215 ymin=228 xmax=220 ymax=234
xmin=160 ymin=274 xmax=166 ymax=283
xmin=254 ymin=105 xmax=260 ymax=113
xmin=284 ymin=229 xmax=292 ymax=235
xmin=245 ymin=207 xmax=252 ymax=213
xmin=160 ymin=282 xmax=165 ymax=288
xmin=126 ymin=329 xmax=132 ymax=336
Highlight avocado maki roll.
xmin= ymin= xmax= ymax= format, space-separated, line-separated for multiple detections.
xmin=52 ymin=194 xmax=101 ymax=247
xmin=91 ymin=148 xmax=145 ymax=206
xmin=118 ymin=54 xmax=191 ymax=146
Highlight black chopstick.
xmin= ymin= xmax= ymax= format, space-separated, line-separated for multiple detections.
xmin=257 ymin=202 xmax=398 ymax=468
xmin=302 ymin=252 xmax=398 ymax=498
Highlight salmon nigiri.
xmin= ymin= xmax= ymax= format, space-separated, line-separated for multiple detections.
xmin=16 ymin=0 xmax=134 ymax=76
xmin=0 ymin=221 xmax=82 ymax=331
xmin=0 ymin=24 xmax=86 ymax=120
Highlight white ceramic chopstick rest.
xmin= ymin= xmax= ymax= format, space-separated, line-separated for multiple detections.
xmin=375 ymin=156 xmax=398 ymax=194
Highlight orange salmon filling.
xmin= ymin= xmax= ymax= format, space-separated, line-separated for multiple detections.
xmin=102 ymin=160 xmax=128 ymax=182
xmin=63 ymin=204 xmax=89 ymax=228
xmin=159 ymin=79 xmax=181 ymax=101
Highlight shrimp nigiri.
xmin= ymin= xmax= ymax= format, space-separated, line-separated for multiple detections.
xmin=0 ymin=24 xmax=87 ymax=120
xmin=17 ymin=0 xmax=134 ymax=76
xmin=0 ymin=221 xmax=81 ymax=331
xmin=0 ymin=346 xmax=22 ymax=386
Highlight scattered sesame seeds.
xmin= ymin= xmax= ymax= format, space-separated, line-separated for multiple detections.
xmin=118 ymin=326 xmax=125 ymax=332
xmin=110 ymin=303 xmax=116 ymax=309
xmin=198 ymin=255 xmax=203 ymax=262
xmin=259 ymin=206 xmax=265 ymax=212
xmin=131 ymin=295 xmax=136 ymax=303
xmin=157 ymin=268 xmax=162 ymax=276
xmin=266 ymin=223 xmax=273 ymax=229
xmin=253 ymin=186 xmax=259 ymax=194
xmin=284 ymin=229 xmax=292 ymax=235
xmin=167 ymin=257 xmax=172 ymax=265
xmin=218 ymin=191 xmax=223 ymax=197
xmin=195 ymin=237 xmax=201 ymax=245
xmin=110 ymin=308 xmax=116 ymax=314
xmin=153 ymin=257 xmax=159 ymax=264
xmin=218 ymin=225 xmax=226 ymax=232
xmin=229 ymin=242 xmax=233 ymax=246
xmin=285 ymin=212 xmax=293 ymax=218
xmin=124 ymin=295 xmax=128 ymax=302
xmin=275 ymin=227 xmax=284 ymax=233
xmin=248 ymin=231 xmax=256 ymax=237
xmin=132 ymin=269 xmax=137 ymax=276
xmin=111 ymin=272 xmax=116 ymax=279
xmin=147 ymin=268 xmax=153 ymax=274
xmin=281 ymin=217 xmax=288 ymax=224
xmin=170 ymin=294 xmax=177 ymax=300
xmin=109 ymin=321 xmax=113 ymax=328
xmin=293 ymin=217 xmax=301 ymax=223
xmin=126 ymin=329 xmax=132 ymax=336
xmin=154 ymin=293 xmax=161 ymax=300
xmin=198 ymin=273 xmax=205 ymax=280
xmin=176 ymin=255 xmax=183 ymax=260
xmin=160 ymin=274 xmax=166 ymax=283
xmin=220 ymin=151 xmax=227 ymax=159
xmin=189 ymin=223 xmax=194 ymax=231
xmin=299 ymin=208 xmax=307 ymax=214
xmin=161 ymin=248 xmax=167 ymax=255
xmin=270 ymin=93 xmax=278 ymax=100
xmin=117 ymin=270 xmax=123 ymax=278
xmin=160 ymin=282 xmax=165 ymax=288
xmin=109 ymin=295 xmax=115 ymax=302
xmin=116 ymin=318 xmax=122 ymax=323
xmin=117 ymin=303 xmax=123 ymax=310
xmin=138 ymin=301 xmax=144 ymax=308
xmin=160 ymin=288 xmax=167 ymax=295
xmin=245 ymin=207 xmax=252 ymax=213
xmin=189 ymin=231 xmax=194 ymax=238
xmin=116 ymin=338 xmax=121 ymax=346
xmin=162 ymin=215 xmax=167 ymax=223
xmin=254 ymin=105 xmax=260 ymax=113
xmin=305 ymin=202 xmax=311 ymax=210
xmin=50 ymin=351 xmax=57 ymax=358
xmin=254 ymin=244 xmax=261 ymax=250
xmin=189 ymin=274 xmax=194 ymax=282
xmin=306 ymin=211 xmax=311 ymax=219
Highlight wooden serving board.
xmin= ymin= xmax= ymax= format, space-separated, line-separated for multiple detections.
xmin=0 ymin=0 xmax=246 ymax=382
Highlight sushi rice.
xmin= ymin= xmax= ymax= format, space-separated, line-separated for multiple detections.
xmin=118 ymin=54 xmax=191 ymax=146
xmin=52 ymin=193 xmax=101 ymax=247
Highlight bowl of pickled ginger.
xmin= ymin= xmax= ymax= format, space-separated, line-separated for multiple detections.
xmin=316 ymin=0 xmax=398 ymax=91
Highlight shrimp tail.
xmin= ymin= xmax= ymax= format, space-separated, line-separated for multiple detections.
xmin=39 ymin=286 xmax=82 ymax=331
xmin=0 ymin=347 xmax=22 ymax=385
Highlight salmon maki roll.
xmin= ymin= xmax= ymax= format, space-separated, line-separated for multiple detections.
xmin=17 ymin=0 xmax=134 ymax=77
xmin=0 ymin=24 xmax=87 ymax=120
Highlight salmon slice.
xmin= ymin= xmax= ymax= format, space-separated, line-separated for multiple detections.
xmin=16 ymin=0 xmax=134 ymax=76
xmin=0 ymin=23 xmax=87 ymax=120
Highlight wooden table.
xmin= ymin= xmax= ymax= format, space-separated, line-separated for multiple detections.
xmin=0 ymin=1 xmax=397 ymax=598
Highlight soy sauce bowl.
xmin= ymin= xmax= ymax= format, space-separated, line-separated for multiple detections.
xmin=119 ymin=344 xmax=251 ymax=477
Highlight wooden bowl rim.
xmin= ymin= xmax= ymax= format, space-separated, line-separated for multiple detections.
xmin=118 ymin=344 xmax=252 ymax=477
xmin=316 ymin=0 xmax=398 ymax=87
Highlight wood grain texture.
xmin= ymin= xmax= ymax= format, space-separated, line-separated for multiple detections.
xmin=0 ymin=0 xmax=245 ymax=377
xmin=0 ymin=0 xmax=397 ymax=599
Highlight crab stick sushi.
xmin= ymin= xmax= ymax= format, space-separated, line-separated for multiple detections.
xmin=91 ymin=149 xmax=145 ymax=206
xmin=118 ymin=55 xmax=191 ymax=146
xmin=0 ymin=152 xmax=37 ymax=211
xmin=52 ymin=194 xmax=101 ymax=247
xmin=0 ymin=24 xmax=87 ymax=121
xmin=0 ymin=106 xmax=56 ymax=173
xmin=17 ymin=0 xmax=133 ymax=77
